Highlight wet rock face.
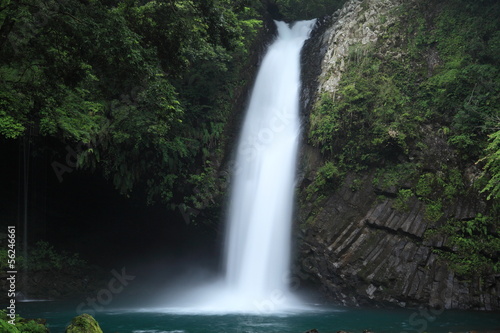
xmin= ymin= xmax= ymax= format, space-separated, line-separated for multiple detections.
xmin=300 ymin=0 xmax=406 ymax=131
xmin=315 ymin=0 xmax=404 ymax=96
xmin=301 ymin=15 xmax=335 ymax=121
xmin=298 ymin=0 xmax=500 ymax=310
xmin=298 ymin=173 xmax=500 ymax=310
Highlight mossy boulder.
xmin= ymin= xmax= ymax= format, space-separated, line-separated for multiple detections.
xmin=65 ymin=314 xmax=103 ymax=333
xmin=0 ymin=310 xmax=49 ymax=333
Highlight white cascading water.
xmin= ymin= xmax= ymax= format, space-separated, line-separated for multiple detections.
xmin=153 ymin=20 xmax=316 ymax=314
xmin=219 ymin=19 xmax=317 ymax=312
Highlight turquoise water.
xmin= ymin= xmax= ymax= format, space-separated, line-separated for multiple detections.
xmin=12 ymin=300 xmax=500 ymax=333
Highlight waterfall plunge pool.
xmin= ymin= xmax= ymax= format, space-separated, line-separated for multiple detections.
xmin=14 ymin=300 xmax=500 ymax=333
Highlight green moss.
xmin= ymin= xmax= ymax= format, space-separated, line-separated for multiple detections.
xmin=372 ymin=163 xmax=419 ymax=192
xmin=424 ymin=201 xmax=444 ymax=222
xmin=349 ymin=178 xmax=363 ymax=192
xmin=305 ymin=161 xmax=344 ymax=200
xmin=0 ymin=321 xmax=20 ymax=333
xmin=65 ymin=314 xmax=103 ymax=333
xmin=407 ymin=167 xmax=467 ymax=223
xmin=0 ymin=310 xmax=49 ymax=333
xmin=308 ymin=27 xmax=424 ymax=172
xmin=393 ymin=189 xmax=414 ymax=212
xmin=415 ymin=173 xmax=435 ymax=198
xmin=428 ymin=214 xmax=500 ymax=277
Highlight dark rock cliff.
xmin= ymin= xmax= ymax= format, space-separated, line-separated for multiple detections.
xmin=298 ymin=172 xmax=498 ymax=310
xmin=297 ymin=0 xmax=500 ymax=311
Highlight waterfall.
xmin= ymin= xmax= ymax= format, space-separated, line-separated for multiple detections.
xmin=156 ymin=19 xmax=316 ymax=314
xmin=220 ymin=19 xmax=316 ymax=312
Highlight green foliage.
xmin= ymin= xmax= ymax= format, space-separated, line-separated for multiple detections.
xmin=404 ymin=0 xmax=500 ymax=161
xmin=430 ymin=214 xmax=500 ymax=277
xmin=0 ymin=320 xmax=17 ymax=333
xmin=349 ymin=177 xmax=363 ymax=192
xmin=41 ymin=87 xmax=105 ymax=143
xmin=413 ymin=169 xmax=466 ymax=222
xmin=425 ymin=201 xmax=444 ymax=223
xmin=480 ymin=129 xmax=500 ymax=200
xmin=181 ymin=159 xmax=229 ymax=224
xmin=0 ymin=310 xmax=49 ymax=333
xmin=0 ymin=0 xmax=265 ymax=206
xmin=5 ymin=241 xmax=86 ymax=272
xmin=415 ymin=173 xmax=435 ymax=198
xmin=372 ymin=163 xmax=419 ymax=192
xmin=0 ymin=84 xmax=30 ymax=139
xmin=306 ymin=161 xmax=344 ymax=200
xmin=416 ymin=169 xmax=466 ymax=201
xmin=0 ymin=111 xmax=25 ymax=139
xmin=309 ymin=48 xmax=420 ymax=171
xmin=393 ymin=189 xmax=413 ymax=212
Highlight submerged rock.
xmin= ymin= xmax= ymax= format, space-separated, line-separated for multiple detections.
xmin=65 ymin=314 xmax=103 ymax=333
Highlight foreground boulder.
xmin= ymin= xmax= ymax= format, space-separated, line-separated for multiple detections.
xmin=65 ymin=314 xmax=103 ymax=333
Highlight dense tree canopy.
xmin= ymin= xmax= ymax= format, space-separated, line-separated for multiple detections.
xmin=0 ymin=0 xmax=263 ymax=205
